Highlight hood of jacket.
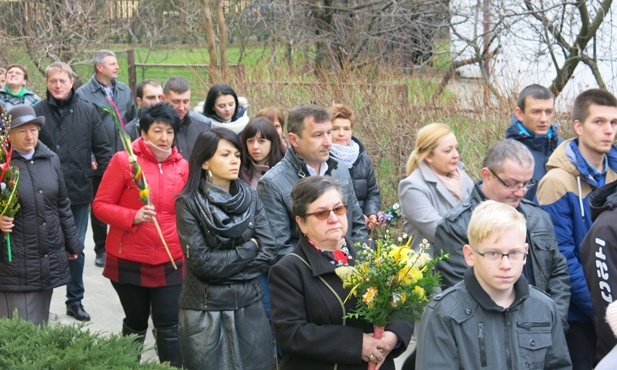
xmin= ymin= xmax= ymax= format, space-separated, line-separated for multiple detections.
xmin=588 ymin=179 xmax=617 ymax=221
xmin=506 ymin=117 xmax=560 ymax=153
xmin=547 ymin=138 xmax=617 ymax=187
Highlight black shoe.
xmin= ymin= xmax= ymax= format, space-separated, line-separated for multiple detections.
xmin=66 ymin=304 xmax=91 ymax=321
xmin=95 ymin=252 xmax=106 ymax=267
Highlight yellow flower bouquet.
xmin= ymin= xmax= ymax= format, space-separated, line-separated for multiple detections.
xmin=336 ymin=233 xmax=446 ymax=368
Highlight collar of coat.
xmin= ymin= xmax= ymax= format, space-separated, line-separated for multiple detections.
xmin=464 ymin=267 xmax=530 ymax=312
xmin=285 ymin=147 xmax=340 ymax=179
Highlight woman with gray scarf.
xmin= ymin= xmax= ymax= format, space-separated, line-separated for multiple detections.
xmin=175 ymin=127 xmax=277 ymax=370
xmin=328 ymin=104 xmax=381 ymax=230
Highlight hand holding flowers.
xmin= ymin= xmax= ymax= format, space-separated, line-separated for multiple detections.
xmin=336 ymin=232 xmax=446 ymax=369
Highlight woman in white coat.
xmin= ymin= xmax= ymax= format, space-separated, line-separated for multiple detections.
xmin=398 ymin=123 xmax=473 ymax=251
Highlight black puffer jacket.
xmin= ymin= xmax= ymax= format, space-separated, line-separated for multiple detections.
xmin=581 ymin=180 xmax=617 ymax=362
xmin=175 ymin=180 xmax=276 ymax=311
xmin=0 ymin=142 xmax=82 ymax=291
xmin=347 ymin=137 xmax=380 ymax=216
xmin=35 ymin=90 xmax=112 ymax=206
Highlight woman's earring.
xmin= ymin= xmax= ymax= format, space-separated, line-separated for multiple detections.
xmin=207 ymin=169 xmax=213 ymax=182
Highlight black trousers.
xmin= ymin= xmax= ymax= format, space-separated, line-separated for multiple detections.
xmin=91 ymin=174 xmax=107 ymax=256
xmin=111 ymin=281 xmax=181 ymax=331
xmin=566 ymin=321 xmax=597 ymax=370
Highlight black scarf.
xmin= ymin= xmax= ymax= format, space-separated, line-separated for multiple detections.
xmin=198 ymin=179 xmax=252 ymax=245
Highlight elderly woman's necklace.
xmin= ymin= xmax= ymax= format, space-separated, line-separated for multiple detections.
xmin=306 ymin=237 xmax=352 ymax=267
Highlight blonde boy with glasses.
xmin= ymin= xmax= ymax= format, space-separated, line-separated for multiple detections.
xmin=416 ymin=200 xmax=571 ymax=370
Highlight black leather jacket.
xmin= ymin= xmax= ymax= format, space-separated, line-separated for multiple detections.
xmin=435 ymin=181 xmax=571 ymax=326
xmin=175 ymin=180 xmax=276 ymax=311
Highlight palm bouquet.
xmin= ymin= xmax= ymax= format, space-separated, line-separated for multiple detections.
xmin=336 ymin=232 xmax=446 ymax=369
xmin=0 ymin=113 xmax=21 ymax=262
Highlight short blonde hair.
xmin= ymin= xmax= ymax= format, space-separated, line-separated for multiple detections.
xmin=467 ymin=200 xmax=526 ymax=247
xmin=405 ymin=123 xmax=453 ymax=175
xmin=45 ymin=62 xmax=75 ymax=79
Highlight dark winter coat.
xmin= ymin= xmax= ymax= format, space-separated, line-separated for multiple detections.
xmin=269 ymin=237 xmax=413 ymax=370
xmin=346 ymin=137 xmax=381 ymax=217
xmin=175 ymin=180 xmax=276 ymax=311
xmin=435 ymin=181 xmax=571 ymax=326
xmin=76 ymin=75 xmax=137 ymax=174
xmin=0 ymin=142 xmax=82 ymax=291
xmin=505 ymin=117 xmax=562 ymax=201
xmin=581 ymin=179 xmax=617 ymax=362
xmin=35 ymin=90 xmax=112 ymax=206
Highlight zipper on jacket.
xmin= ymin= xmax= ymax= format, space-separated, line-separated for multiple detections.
xmin=478 ymin=322 xmax=486 ymax=367
xmin=504 ymin=310 xmax=512 ymax=370
xmin=185 ymin=244 xmax=190 ymax=258
xmin=158 ymin=163 xmax=163 ymax=174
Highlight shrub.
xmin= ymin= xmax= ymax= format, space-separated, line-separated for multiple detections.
xmin=0 ymin=315 xmax=167 ymax=369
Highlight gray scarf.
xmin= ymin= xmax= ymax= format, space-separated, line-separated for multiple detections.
xmin=198 ymin=179 xmax=252 ymax=244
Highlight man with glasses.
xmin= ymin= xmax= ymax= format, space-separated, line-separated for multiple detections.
xmin=536 ymin=89 xmax=617 ymax=369
xmin=434 ymin=139 xmax=570 ymax=326
xmin=417 ymin=200 xmax=571 ymax=369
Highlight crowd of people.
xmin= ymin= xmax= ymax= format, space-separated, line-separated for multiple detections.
xmin=0 ymin=51 xmax=616 ymax=370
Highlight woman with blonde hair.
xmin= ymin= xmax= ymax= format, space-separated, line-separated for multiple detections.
xmin=398 ymin=123 xmax=473 ymax=250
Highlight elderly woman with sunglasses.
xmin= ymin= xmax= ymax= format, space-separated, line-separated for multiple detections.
xmin=269 ymin=176 xmax=413 ymax=370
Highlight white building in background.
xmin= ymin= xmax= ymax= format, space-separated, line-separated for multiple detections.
xmin=451 ymin=0 xmax=617 ymax=109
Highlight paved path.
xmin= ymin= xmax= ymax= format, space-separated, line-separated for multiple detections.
xmin=48 ymin=224 xmax=414 ymax=367
xmin=49 ymin=226 xmax=157 ymax=361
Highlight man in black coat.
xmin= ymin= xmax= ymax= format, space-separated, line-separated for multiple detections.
xmin=76 ymin=50 xmax=137 ymax=268
xmin=35 ymin=62 xmax=112 ymax=322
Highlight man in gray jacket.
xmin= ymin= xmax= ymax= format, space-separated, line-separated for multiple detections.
xmin=417 ymin=200 xmax=571 ymax=369
xmin=434 ymin=140 xmax=570 ymax=326
xmin=257 ymin=104 xmax=368 ymax=260
xmin=77 ymin=50 xmax=137 ymax=268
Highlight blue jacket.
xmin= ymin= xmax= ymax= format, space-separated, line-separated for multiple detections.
xmin=536 ymin=139 xmax=617 ymax=323
xmin=505 ymin=116 xmax=562 ymax=201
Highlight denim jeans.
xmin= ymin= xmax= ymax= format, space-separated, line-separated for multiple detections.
xmin=66 ymin=204 xmax=88 ymax=306
xmin=91 ymin=175 xmax=108 ymax=256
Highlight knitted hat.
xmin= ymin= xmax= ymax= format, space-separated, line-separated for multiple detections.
xmin=606 ymin=300 xmax=617 ymax=338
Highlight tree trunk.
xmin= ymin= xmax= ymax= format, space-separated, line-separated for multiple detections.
xmin=201 ymin=0 xmax=218 ymax=81
xmin=215 ymin=0 xmax=228 ymax=79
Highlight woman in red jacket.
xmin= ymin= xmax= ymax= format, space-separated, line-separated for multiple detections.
xmin=93 ymin=103 xmax=188 ymax=367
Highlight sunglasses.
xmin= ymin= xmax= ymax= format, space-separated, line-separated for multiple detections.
xmin=305 ymin=205 xmax=347 ymax=220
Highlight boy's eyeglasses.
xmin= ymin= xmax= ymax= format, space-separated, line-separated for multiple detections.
xmin=469 ymin=246 xmax=527 ymax=262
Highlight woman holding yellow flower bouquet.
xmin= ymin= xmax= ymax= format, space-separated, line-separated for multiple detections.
xmin=269 ymin=176 xmax=413 ymax=370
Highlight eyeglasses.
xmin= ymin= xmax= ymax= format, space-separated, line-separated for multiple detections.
xmin=469 ymin=246 xmax=527 ymax=262
xmin=488 ymin=168 xmax=536 ymax=192
xmin=305 ymin=205 xmax=347 ymax=220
